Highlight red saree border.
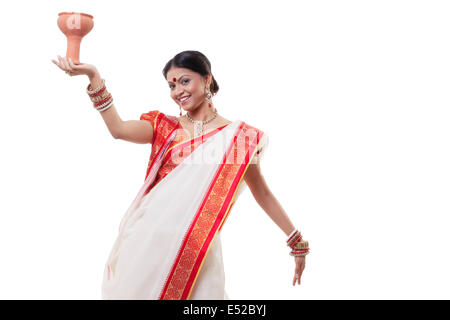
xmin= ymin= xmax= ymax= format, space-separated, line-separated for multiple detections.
xmin=158 ymin=121 xmax=264 ymax=300
xmin=162 ymin=123 xmax=230 ymax=164
xmin=141 ymin=124 xmax=179 ymax=198
xmin=146 ymin=125 xmax=178 ymax=180
xmin=185 ymin=138 xmax=261 ymax=300
xmin=144 ymin=112 xmax=178 ymax=180
xmin=152 ymin=111 xmax=162 ymax=144
xmin=217 ymin=128 xmax=267 ymax=232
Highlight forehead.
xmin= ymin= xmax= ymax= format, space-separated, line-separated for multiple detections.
xmin=166 ymin=67 xmax=195 ymax=81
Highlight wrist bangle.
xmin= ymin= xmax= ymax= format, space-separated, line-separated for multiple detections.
xmin=97 ymin=102 xmax=114 ymax=112
xmin=286 ymin=229 xmax=302 ymax=249
xmin=287 ymin=229 xmax=297 ymax=239
xmin=86 ymin=78 xmax=114 ymax=113
xmin=289 ymin=240 xmax=310 ymax=257
xmin=95 ymin=96 xmax=113 ymax=110
xmin=87 ymin=78 xmax=106 ymax=95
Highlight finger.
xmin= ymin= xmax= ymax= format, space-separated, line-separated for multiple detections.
xmin=293 ymin=268 xmax=300 ymax=286
xmin=57 ymin=55 xmax=68 ymax=71
xmin=59 ymin=55 xmax=71 ymax=71
xmin=64 ymin=57 xmax=74 ymax=72
xmin=68 ymin=57 xmax=77 ymax=70
xmin=299 ymin=263 xmax=305 ymax=277
xmin=67 ymin=58 xmax=79 ymax=75
xmin=52 ymin=59 xmax=65 ymax=71
xmin=299 ymin=264 xmax=305 ymax=284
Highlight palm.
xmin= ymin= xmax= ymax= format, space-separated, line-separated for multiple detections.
xmin=51 ymin=55 xmax=97 ymax=77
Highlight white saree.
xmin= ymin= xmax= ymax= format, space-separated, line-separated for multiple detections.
xmin=101 ymin=118 xmax=268 ymax=300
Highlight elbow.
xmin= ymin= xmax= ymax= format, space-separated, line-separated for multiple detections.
xmin=111 ymin=124 xmax=122 ymax=139
xmin=111 ymin=130 xmax=121 ymax=139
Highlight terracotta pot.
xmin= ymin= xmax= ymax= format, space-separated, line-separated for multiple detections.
xmin=57 ymin=12 xmax=94 ymax=64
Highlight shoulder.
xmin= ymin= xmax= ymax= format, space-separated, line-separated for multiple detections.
xmin=140 ymin=109 xmax=179 ymax=144
xmin=240 ymin=121 xmax=266 ymax=137
xmin=140 ymin=110 xmax=179 ymax=128
xmin=140 ymin=110 xmax=161 ymax=128
xmin=239 ymin=121 xmax=269 ymax=160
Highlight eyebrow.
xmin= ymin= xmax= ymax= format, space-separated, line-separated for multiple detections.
xmin=168 ymin=75 xmax=189 ymax=84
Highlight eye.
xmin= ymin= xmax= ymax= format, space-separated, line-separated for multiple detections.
xmin=169 ymin=79 xmax=189 ymax=89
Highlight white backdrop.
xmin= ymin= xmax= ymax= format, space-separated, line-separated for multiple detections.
xmin=0 ymin=0 xmax=449 ymax=299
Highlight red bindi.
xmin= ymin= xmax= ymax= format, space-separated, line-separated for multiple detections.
xmin=173 ymin=77 xmax=176 ymax=82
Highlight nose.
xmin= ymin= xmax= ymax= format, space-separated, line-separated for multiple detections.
xmin=174 ymin=89 xmax=184 ymax=99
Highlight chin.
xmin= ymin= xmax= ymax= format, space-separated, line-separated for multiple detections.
xmin=182 ymin=103 xmax=198 ymax=112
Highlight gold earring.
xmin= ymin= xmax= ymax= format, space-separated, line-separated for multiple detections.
xmin=205 ymin=87 xmax=212 ymax=100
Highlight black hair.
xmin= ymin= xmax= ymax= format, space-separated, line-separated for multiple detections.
xmin=162 ymin=50 xmax=219 ymax=96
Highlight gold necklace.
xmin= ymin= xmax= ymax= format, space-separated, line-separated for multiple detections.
xmin=185 ymin=108 xmax=218 ymax=137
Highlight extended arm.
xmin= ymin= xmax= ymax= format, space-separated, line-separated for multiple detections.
xmin=243 ymin=161 xmax=296 ymax=237
xmin=244 ymin=160 xmax=307 ymax=286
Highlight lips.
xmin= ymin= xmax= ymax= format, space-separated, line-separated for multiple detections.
xmin=179 ymin=95 xmax=191 ymax=103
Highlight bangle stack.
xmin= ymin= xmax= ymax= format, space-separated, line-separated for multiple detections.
xmin=86 ymin=78 xmax=114 ymax=112
xmin=286 ymin=229 xmax=310 ymax=257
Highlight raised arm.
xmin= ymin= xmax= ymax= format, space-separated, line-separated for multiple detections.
xmin=51 ymin=55 xmax=154 ymax=144
xmin=88 ymin=73 xmax=154 ymax=144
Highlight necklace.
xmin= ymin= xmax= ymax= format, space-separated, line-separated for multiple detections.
xmin=185 ymin=107 xmax=218 ymax=137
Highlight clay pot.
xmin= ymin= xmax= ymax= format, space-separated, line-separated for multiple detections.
xmin=57 ymin=12 xmax=94 ymax=64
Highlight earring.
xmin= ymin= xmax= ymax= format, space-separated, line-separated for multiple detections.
xmin=205 ymin=87 xmax=212 ymax=108
xmin=206 ymin=91 xmax=212 ymax=100
xmin=179 ymin=105 xmax=182 ymax=116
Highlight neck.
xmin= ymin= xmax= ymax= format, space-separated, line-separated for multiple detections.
xmin=186 ymin=102 xmax=216 ymax=121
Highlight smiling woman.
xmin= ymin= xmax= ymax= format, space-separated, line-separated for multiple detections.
xmin=54 ymin=49 xmax=307 ymax=300
xmin=163 ymin=51 xmax=219 ymax=119
xmin=52 ymin=47 xmax=307 ymax=299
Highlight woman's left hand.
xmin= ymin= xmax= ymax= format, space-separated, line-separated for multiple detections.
xmin=293 ymin=256 xmax=305 ymax=286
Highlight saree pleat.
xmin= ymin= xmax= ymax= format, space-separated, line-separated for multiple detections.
xmin=101 ymin=114 xmax=268 ymax=300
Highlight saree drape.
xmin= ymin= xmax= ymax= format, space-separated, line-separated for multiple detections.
xmin=101 ymin=111 xmax=269 ymax=300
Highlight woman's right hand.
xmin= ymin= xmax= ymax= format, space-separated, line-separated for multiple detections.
xmin=51 ymin=55 xmax=99 ymax=78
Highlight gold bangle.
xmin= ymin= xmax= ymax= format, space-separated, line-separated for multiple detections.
xmin=289 ymin=240 xmax=310 ymax=257
xmin=86 ymin=78 xmax=106 ymax=95
xmin=90 ymin=89 xmax=110 ymax=103
xmin=293 ymin=240 xmax=309 ymax=249
xmin=290 ymin=251 xmax=310 ymax=257
xmin=94 ymin=96 xmax=113 ymax=110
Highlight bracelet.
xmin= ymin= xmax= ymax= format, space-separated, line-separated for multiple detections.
xmin=91 ymin=87 xmax=110 ymax=103
xmin=86 ymin=78 xmax=106 ymax=95
xmin=94 ymin=96 xmax=113 ymax=110
xmin=286 ymin=229 xmax=302 ymax=250
xmin=286 ymin=228 xmax=310 ymax=256
xmin=93 ymin=93 xmax=113 ymax=108
xmin=97 ymin=102 xmax=114 ymax=112
xmin=289 ymin=240 xmax=310 ymax=257
xmin=86 ymin=78 xmax=114 ymax=113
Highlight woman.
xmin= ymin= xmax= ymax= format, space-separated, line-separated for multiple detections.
xmin=51 ymin=50 xmax=309 ymax=300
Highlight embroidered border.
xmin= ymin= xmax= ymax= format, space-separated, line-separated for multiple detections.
xmin=158 ymin=122 xmax=265 ymax=300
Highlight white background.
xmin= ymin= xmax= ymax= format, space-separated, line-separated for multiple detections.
xmin=0 ymin=0 xmax=449 ymax=299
